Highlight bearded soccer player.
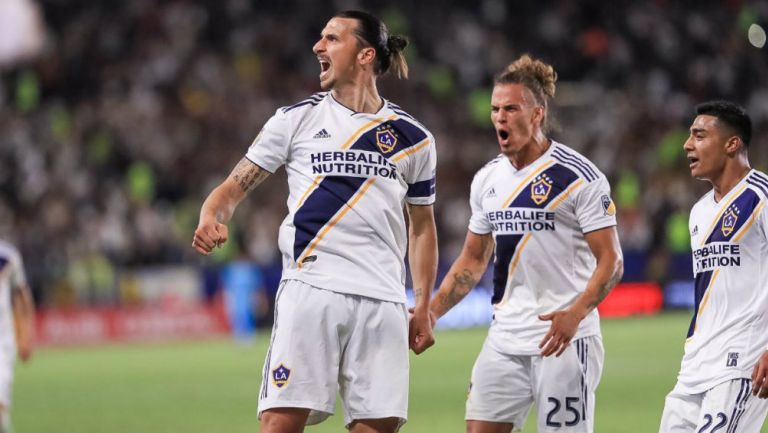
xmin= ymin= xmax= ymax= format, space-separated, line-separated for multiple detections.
xmin=428 ymin=55 xmax=623 ymax=433
xmin=659 ymin=101 xmax=768 ymax=433
xmin=193 ymin=10 xmax=437 ymax=433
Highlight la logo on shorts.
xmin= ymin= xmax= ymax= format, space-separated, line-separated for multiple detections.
xmin=272 ymin=364 xmax=291 ymax=388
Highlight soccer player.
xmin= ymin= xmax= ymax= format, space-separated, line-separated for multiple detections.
xmin=659 ymin=101 xmax=768 ymax=432
xmin=0 ymin=240 xmax=35 ymax=433
xmin=192 ymin=10 xmax=437 ymax=433
xmin=428 ymin=55 xmax=623 ymax=433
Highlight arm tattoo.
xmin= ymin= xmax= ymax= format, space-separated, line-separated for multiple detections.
xmin=413 ymin=287 xmax=424 ymax=301
xmin=231 ymin=159 xmax=269 ymax=193
xmin=439 ymin=268 xmax=477 ymax=310
xmin=588 ymin=267 xmax=623 ymax=310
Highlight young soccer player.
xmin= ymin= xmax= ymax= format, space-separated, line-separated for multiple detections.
xmin=429 ymin=55 xmax=623 ymax=433
xmin=659 ymin=101 xmax=768 ymax=433
xmin=193 ymin=10 xmax=437 ymax=433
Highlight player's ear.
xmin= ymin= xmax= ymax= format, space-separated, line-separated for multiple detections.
xmin=724 ymin=135 xmax=744 ymax=155
xmin=532 ymin=106 xmax=545 ymax=126
xmin=358 ymin=47 xmax=375 ymax=66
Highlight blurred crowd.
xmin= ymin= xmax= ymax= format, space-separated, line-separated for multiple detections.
xmin=1 ymin=0 xmax=767 ymax=307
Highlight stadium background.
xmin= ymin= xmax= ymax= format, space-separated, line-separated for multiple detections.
xmin=1 ymin=0 xmax=767 ymax=431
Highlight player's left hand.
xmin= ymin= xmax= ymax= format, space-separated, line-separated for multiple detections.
xmin=538 ymin=307 xmax=585 ymax=357
xmin=408 ymin=307 xmax=435 ymax=354
xmin=751 ymin=351 xmax=768 ymax=398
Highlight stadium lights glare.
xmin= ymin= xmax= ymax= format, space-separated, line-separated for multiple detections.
xmin=748 ymin=23 xmax=766 ymax=48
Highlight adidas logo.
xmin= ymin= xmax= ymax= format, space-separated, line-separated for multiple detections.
xmin=691 ymin=225 xmax=698 ymax=236
xmin=313 ymin=128 xmax=331 ymax=139
xmin=485 ymin=187 xmax=496 ymax=198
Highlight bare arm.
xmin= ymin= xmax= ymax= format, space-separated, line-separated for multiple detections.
xmin=192 ymin=158 xmax=270 ymax=255
xmin=406 ymin=204 xmax=438 ymax=354
xmin=12 ymin=283 xmax=35 ymax=362
xmin=539 ymin=226 xmax=623 ymax=356
xmin=430 ymin=231 xmax=494 ymax=319
xmin=568 ymin=226 xmax=624 ymax=318
xmin=407 ymin=204 xmax=438 ymax=312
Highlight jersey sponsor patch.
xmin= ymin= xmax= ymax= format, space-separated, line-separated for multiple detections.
xmin=693 ymin=243 xmax=741 ymax=274
xmin=721 ymin=205 xmax=740 ymax=237
xmin=531 ymin=174 xmax=553 ymax=205
xmin=375 ymin=125 xmax=398 ymax=153
xmin=601 ymin=194 xmax=616 ymax=216
xmin=272 ymin=364 xmax=291 ymax=388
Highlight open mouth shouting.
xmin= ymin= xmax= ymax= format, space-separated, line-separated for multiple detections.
xmin=688 ymin=154 xmax=699 ymax=170
xmin=497 ymin=128 xmax=510 ymax=146
xmin=318 ymin=57 xmax=331 ymax=80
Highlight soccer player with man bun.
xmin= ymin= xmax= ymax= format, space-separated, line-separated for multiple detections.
xmin=428 ymin=54 xmax=623 ymax=433
xmin=193 ymin=10 xmax=437 ymax=433
xmin=659 ymin=101 xmax=768 ymax=432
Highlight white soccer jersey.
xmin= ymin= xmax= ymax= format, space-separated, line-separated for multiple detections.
xmin=675 ymin=169 xmax=768 ymax=394
xmin=246 ymin=92 xmax=437 ymax=303
xmin=0 ymin=241 xmax=24 ymax=352
xmin=468 ymin=142 xmax=617 ymax=355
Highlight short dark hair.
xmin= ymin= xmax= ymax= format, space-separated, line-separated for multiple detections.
xmin=334 ymin=10 xmax=409 ymax=79
xmin=696 ymin=100 xmax=752 ymax=147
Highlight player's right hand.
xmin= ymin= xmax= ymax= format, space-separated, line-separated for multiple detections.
xmin=192 ymin=220 xmax=228 ymax=255
xmin=408 ymin=307 xmax=436 ymax=354
xmin=18 ymin=342 xmax=32 ymax=363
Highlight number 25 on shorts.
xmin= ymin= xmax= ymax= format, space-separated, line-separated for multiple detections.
xmin=545 ymin=396 xmax=583 ymax=427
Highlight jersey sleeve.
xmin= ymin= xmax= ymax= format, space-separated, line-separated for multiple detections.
xmin=404 ymin=133 xmax=437 ymax=206
xmin=244 ymin=109 xmax=291 ymax=173
xmin=573 ymin=176 xmax=618 ymax=233
xmin=468 ymin=172 xmax=493 ymax=235
xmin=8 ymin=248 xmax=27 ymax=290
xmin=758 ymin=199 xmax=768 ymax=242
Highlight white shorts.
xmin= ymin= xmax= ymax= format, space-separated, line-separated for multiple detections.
xmin=0 ymin=344 xmax=14 ymax=408
xmin=466 ymin=335 xmax=604 ymax=433
xmin=257 ymin=279 xmax=409 ymax=427
xmin=659 ymin=378 xmax=768 ymax=433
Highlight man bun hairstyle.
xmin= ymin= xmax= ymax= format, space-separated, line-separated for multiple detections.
xmin=696 ymin=100 xmax=752 ymax=148
xmin=495 ymin=54 xmax=557 ymax=132
xmin=335 ymin=10 xmax=409 ymax=79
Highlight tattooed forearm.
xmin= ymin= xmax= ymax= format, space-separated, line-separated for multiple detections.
xmin=413 ymin=287 xmax=424 ymax=302
xmin=439 ymin=268 xmax=477 ymax=310
xmin=587 ymin=266 xmax=624 ymax=310
xmin=231 ymin=159 xmax=269 ymax=192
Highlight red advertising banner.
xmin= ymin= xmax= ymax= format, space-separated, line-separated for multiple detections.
xmin=597 ymin=282 xmax=663 ymax=317
xmin=36 ymin=304 xmax=230 ymax=346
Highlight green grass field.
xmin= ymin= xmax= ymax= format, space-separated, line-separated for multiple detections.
xmin=14 ymin=312 xmax=762 ymax=433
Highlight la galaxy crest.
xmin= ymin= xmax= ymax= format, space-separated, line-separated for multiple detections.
xmin=531 ymin=174 xmax=553 ymax=205
xmin=721 ymin=205 xmax=740 ymax=237
xmin=601 ymin=194 xmax=616 ymax=216
xmin=272 ymin=363 xmax=291 ymax=388
xmin=375 ymin=125 xmax=398 ymax=154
